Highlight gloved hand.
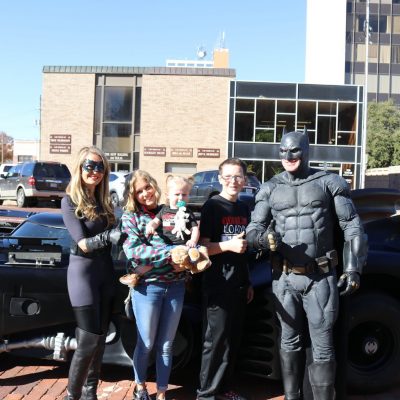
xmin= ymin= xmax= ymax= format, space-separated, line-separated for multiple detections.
xmin=262 ymin=220 xmax=281 ymax=251
xmin=85 ymin=228 xmax=127 ymax=252
xmin=337 ymin=271 xmax=360 ymax=296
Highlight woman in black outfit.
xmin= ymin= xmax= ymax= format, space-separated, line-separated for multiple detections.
xmin=61 ymin=146 xmax=125 ymax=400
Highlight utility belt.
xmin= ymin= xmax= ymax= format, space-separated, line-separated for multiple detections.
xmin=70 ymin=242 xmax=110 ymax=258
xmin=271 ymin=249 xmax=338 ymax=275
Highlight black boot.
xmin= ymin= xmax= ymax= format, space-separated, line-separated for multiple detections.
xmin=280 ymin=350 xmax=305 ymax=400
xmin=308 ymin=361 xmax=336 ymax=400
xmin=81 ymin=334 xmax=106 ymax=400
xmin=65 ymin=328 xmax=103 ymax=400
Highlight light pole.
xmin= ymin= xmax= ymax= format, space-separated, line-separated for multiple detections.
xmin=360 ymin=0 xmax=370 ymax=189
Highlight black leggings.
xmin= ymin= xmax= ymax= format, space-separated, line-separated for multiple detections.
xmin=73 ymin=296 xmax=113 ymax=335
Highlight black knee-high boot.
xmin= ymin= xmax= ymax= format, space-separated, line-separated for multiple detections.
xmin=280 ymin=350 xmax=305 ymax=400
xmin=308 ymin=361 xmax=336 ymax=400
xmin=64 ymin=328 xmax=103 ymax=400
xmin=81 ymin=334 xmax=106 ymax=400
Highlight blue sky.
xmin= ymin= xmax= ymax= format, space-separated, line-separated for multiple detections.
xmin=0 ymin=0 xmax=306 ymax=141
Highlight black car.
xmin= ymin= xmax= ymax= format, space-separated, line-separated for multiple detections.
xmin=0 ymin=211 xmax=208 ymax=371
xmin=0 ymin=161 xmax=71 ymax=207
xmin=188 ymin=170 xmax=260 ymax=210
xmin=1 ymin=189 xmax=400 ymax=394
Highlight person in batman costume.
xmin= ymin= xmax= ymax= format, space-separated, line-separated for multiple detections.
xmin=246 ymin=130 xmax=367 ymax=400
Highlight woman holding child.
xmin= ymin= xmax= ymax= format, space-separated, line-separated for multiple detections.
xmin=121 ymin=171 xmax=196 ymax=400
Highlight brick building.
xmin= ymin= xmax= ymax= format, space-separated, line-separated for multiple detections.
xmin=40 ymin=66 xmax=234 ymax=191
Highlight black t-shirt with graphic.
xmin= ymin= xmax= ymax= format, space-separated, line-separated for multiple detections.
xmin=156 ymin=205 xmax=198 ymax=245
xmin=200 ymin=194 xmax=250 ymax=293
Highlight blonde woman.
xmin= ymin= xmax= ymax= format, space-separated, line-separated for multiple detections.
xmin=61 ymin=146 xmax=125 ymax=400
xmin=121 ymin=170 xmax=186 ymax=400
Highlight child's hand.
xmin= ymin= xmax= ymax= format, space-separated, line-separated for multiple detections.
xmin=186 ymin=240 xmax=197 ymax=248
xmin=229 ymin=231 xmax=247 ymax=254
xmin=145 ymin=223 xmax=155 ymax=236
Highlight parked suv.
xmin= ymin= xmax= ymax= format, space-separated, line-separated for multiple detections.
xmin=188 ymin=170 xmax=261 ymax=210
xmin=0 ymin=161 xmax=71 ymax=207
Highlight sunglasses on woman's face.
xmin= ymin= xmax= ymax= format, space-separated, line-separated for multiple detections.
xmin=82 ymin=159 xmax=105 ymax=173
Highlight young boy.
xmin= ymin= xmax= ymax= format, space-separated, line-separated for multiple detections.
xmin=196 ymin=158 xmax=254 ymax=400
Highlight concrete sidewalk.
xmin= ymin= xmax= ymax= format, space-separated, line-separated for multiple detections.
xmin=1 ymin=355 xmax=399 ymax=400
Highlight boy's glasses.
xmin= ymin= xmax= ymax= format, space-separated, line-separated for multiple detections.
xmin=220 ymin=175 xmax=245 ymax=183
xmin=82 ymin=159 xmax=105 ymax=173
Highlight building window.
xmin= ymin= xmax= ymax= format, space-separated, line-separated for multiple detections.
xmin=234 ymin=113 xmax=254 ymax=141
xmin=104 ymin=87 xmax=133 ymax=122
xmin=236 ymin=99 xmax=254 ymax=111
xmin=358 ymin=15 xmax=388 ymax=33
xmin=276 ymin=115 xmax=295 ymax=142
xmin=255 ymin=129 xmax=274 ymax=142
xmin=379 ymin=75 xmax=390 ymax=93
xmin=256 ymin=99 xmax=275 ymax=129
xmin=165 ymin=163 xmax=197 ymax=174
xmin=338 ymin=103 xmax=357 ymax=146
xmin=380 ymin=45 xmax=391 ymax=63
xmin=392 ymin=45 xmax=400 ymax=64
xmin=297 ymin=101 xmax=316 ymax=133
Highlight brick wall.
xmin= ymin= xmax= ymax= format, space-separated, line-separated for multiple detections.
xmin=140 ymin=74 xmax=231 ymax=192
xmin=41 ymin=73 xmax=95 ymax=170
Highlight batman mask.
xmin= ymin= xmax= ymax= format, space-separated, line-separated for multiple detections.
xmin=279 ymin=131 xmax=310 ymax=177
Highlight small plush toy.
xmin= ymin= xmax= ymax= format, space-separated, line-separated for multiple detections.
xmin=171 ymin=201 xmax=191 ymax=241
xmin=119 ymin=272 xmax=141 ymax=288
xmin=170 ymin=245 xmax=211 ymax=274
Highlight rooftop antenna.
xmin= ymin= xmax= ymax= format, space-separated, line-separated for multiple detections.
xmin=215 ymin=31 xmax=226 ymax=50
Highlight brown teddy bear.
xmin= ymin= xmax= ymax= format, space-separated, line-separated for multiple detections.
xmin=119 ymin=272 xmax=141 ymax=288
xmin=170 ymin=245 xmax=211 ymax=274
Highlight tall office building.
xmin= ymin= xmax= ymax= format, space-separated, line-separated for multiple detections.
xmin=306 ymin=0 xmax=400 ymax=104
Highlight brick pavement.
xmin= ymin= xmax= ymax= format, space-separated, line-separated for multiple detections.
xmin=1 ymin=355 xmax=399 ymax=400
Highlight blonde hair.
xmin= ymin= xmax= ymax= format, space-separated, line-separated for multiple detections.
xmin=124 ymin=170 xmax=162 ymax=212
xmin=165 ymin=175 xmax=193 ymax=205
xmin=66 ymin=146 xmax=115 ymax=226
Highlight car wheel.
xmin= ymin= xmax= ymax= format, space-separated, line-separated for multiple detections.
xmin=110 ymin=192 xmax=119 ymax=208
xmin=347 ymin=292 xmax=400 ymax=393
xmin=16 ymin=189 xmax=27 ymax=208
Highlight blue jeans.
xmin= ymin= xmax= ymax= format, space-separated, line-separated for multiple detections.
xmin=132 ymin=280 xmax=185 ymax=391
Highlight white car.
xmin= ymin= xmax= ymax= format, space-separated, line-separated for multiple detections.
xmin=109 ymin=172 xmax=129 ymax=207
xmin=0 ymin=163 xmax=15 ymax=178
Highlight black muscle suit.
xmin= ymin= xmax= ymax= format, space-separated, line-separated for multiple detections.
xmin=62 ymin=196 xmax=118 ymax=400
xmin=246 ymin=131 xmax=367 ymax=400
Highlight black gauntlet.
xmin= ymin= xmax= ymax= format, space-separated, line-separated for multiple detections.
xmin=85 ymin=228 xmax=127 ymax=252
xmin=338 ymin=233 xmax=368 ymax=296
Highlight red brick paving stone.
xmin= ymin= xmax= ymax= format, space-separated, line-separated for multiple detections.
xmin=9 ymin=365 xmax=41 ymax=397
xmin=4 ymin=395 xmax=24 ymax=400
xmin=45 ymin=378 xmax=69 ymax=398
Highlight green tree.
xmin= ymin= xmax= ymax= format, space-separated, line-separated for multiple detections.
xmin=0 ymin=131 xmax=14 ymax=163
xmin=367 ymin=100 xmax=400 ymax=168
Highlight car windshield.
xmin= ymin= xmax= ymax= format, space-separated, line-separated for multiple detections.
xmin=11 ymin=221 xmax=72 ymax=255
xmin=247 ymin=175 xmax=260 ymax=187
xmin=34 ymin=164 xmax=71 ymax=179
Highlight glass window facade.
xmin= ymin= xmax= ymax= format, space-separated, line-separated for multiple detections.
xmin=229 ymin=81 xmax=363 ymax=189
xmin=93 ymin=75 xmax=141 ymax=172
xmin=347 ymin=0 xmax=400 ymax=103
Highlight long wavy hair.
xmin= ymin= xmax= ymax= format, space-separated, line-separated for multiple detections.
xmin=66 ymin=146 xmax=115 ymax=226
xmin=124 ymin=170 xmax=161 ymax=213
